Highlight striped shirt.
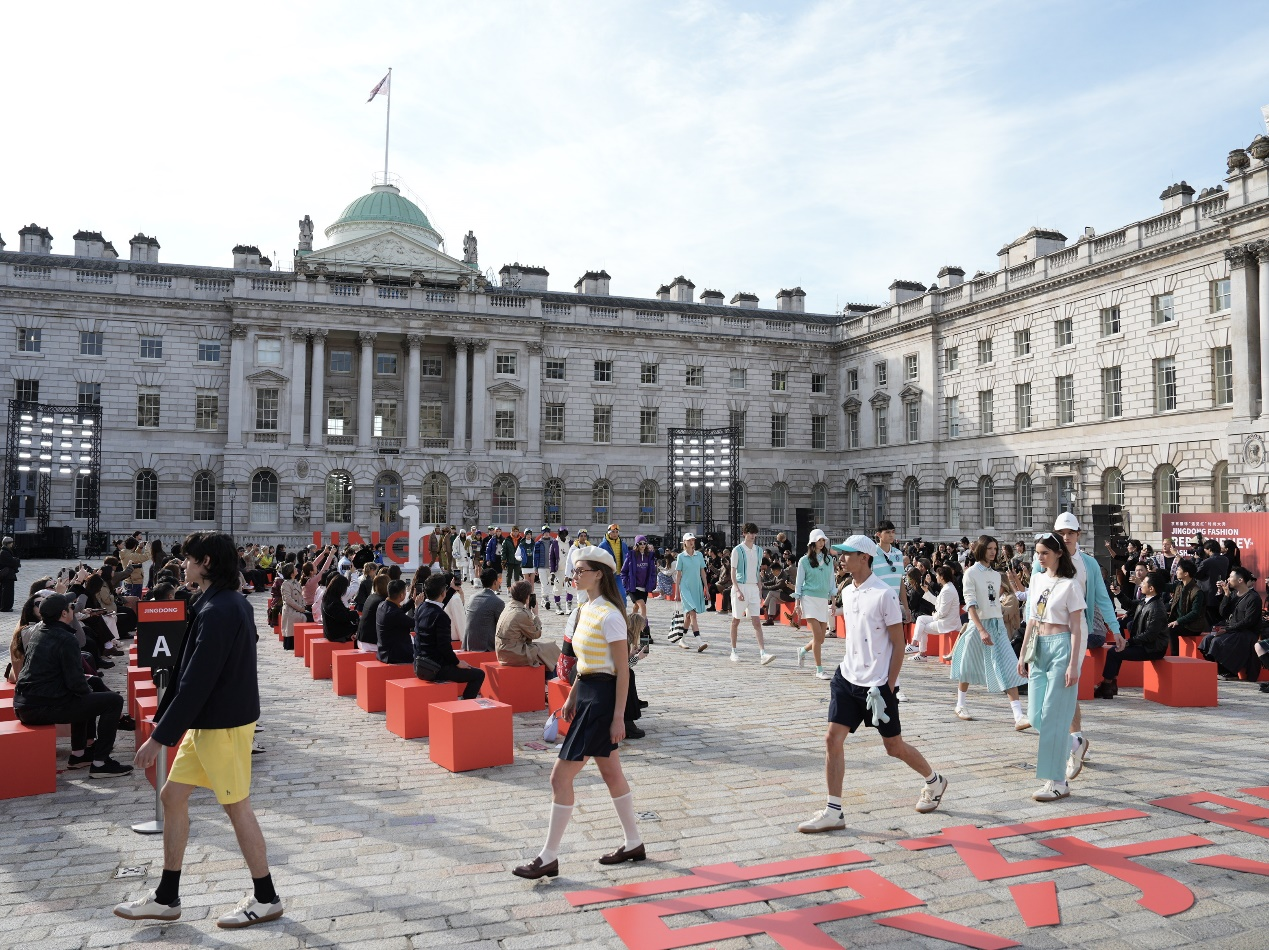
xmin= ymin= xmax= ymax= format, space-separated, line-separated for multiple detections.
xmin=573 ymin=598 xmax=627 ymax=675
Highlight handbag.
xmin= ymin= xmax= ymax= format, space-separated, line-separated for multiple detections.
xmin=414 ymin=654 xmax=443 ymax=680
xmin=1022 ymin=631 xmax=1039 ymax=666
xmin=543 ymin=711 xmax=560 ymax=742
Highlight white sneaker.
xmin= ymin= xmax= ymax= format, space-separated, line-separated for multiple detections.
xmin=113 ymin=891 xmax=181 ymax=922
xmin=894 ymin=688 xmax=909 ymax=703
xmin=1014 ymin=717 xmax=1031 ymax=731
xmin=216 ymin=893 xmax=284 ymax=929
xmin=815 ymin=669 xmax=833 ymax=680
xmin=1066 ymin=736 xmax=1090 ymax=781
xmin=730 ymin=650 xmax=740 ymax=662
xmin=679 ymin=638 xmax=693 ymax=650
xmin=903 ymin=643 xmax=920 ymax=655
xmin=797 ymin=646 xmax=808 ymax=668
xmin=954 ymin=706 xmax=973 ymax=721
xmin=760 ymin=652 xmax=777 ymax=666
xmin=797 ymin=807 xmax=846 ymax=833
xmin=1033 ymin=780 xmax=1070 ymax=802
xmin=915 ymin=774 xmax=947 ymax=813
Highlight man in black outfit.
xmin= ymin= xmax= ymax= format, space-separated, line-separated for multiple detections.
xmin=0 ymin=536 xmax=19 ymax=611
xmin=415 ymin=573 xmax=484 ymax=698
xmin=1095 ymin=571 xmax=1170 ymax=698
xmin=14 ymin=593 xmax=133 ymax=777
xmin=376 ymin=579 xmax=418 ymax=664
xmin=1194 ymin=540 xmax=1229 ymax=626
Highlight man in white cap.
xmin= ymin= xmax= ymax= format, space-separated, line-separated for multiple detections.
xmin=549 ymin=528 xmax=572 ymax=615
xmin=673 ymin=532 xmax=710 ymax=651
xmin=799 ymin=534 xmax=947 ymax=833
xmin=728 ymin=522 xmax=775 ymax=665
xmin=452 ymin=530 xmax=471 ymax=584
xmin=1029 ymin=511 xmax=1122 ymax=781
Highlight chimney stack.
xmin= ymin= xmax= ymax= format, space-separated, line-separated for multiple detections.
xmin=774 ymin=287 xmax=806 ymax=312
xmin=18 ymin=224 xmax=52 ymax=254
xmin=888 ymin=280 xmax=926 ymax=306
xmin=232 ymin=244 xmax=268 ymax=271
xmin=655 ymin=283 xmax=670 ymax=301
xmin=699 ymin=289 xmax=725 ymax=305
xmin=129 ymin=234 xmax=161 ymax=263
xmin=936 ymin=266 xmax=964 ymax=290
xmin=1159 ymin=181 xmax=1195 ymax=212
xmin=573 ymin=270 xmax=611 ymax=295
xmin=669 ymin=276 xmax=695 ymax=303
xmin=498 ymin=262 xmax=549 ymax=291
xmin=729 ymin=292 xmax=759 ymax=309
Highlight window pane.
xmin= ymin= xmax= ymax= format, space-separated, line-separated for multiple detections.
xmin=329 ymin=350 xmax=353 ymax=373
xmin=544 ymin=404 xmax=566 ymax=442
xmin=593 ymin=407 xmax=611 ymax=443
xmin=137 ymin=393 xmax=161 ymax=427
xmin=770 ymin=371 xmax=787 ymax=391
xmin=196 ymin=394 xmax=219 ymax=431
xmin=495 ymin=352 xmax=517 ymax=375
xmin=1153 ymin=294 xmax=1175 ymax=325
xmin=198 ymin=341 xmax=221 ymax=363
xmin=255 ymin=388 xmax=279 ymax=430
xmin=811 ymin=414 xmax=826 ymax=450
xmin=256 ymin=338 xmax=281 ymax=364
xmin=77 ymin=382 xmax=101 ymax=408
xmin=376 ymin=353 xmax=398 ymax=376
xmin=593 ymin=360 xmax=612 ymax=382
xmin=729 ymin=368 xmax=746 ymax=389
xmin=139 ymin=336 xmax=163 ymax=359
xmin=812 ymin=372 xmax=827 ymax=393
xmin=978 ymin=390 xmax=994 ymax=434
xmin=80 ymin=330 xmax=104 ymax=356
xmin=640 ymin=362 xmax=659 ymax=385
xmin=771 ymin=413 xmax=787 ymax=448
xmin=729 ymin=409 xmax=746 ymax=448
xmin=326 ymin=472 xmax=353 ymax=522
xmin=874 ymin=407 xmax=887 ymax=446
xmin=193 ymin=472 xmax=216 ymax=522
xmin=1213 ymin=347 xmax=1233 ymax=406
xmin=1102 ymin=366 xmax=1122 ymax=419
xmin=420 ymin=404 xmax=443 ymax=440
xmin=685 ymin=365 xmax=704 ymax=387
xmin=546 ymin=359 xmax=567 ymax=380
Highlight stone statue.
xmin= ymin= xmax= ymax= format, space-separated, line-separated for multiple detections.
xmin=292 ymin=497 xmax=311 ymax=528
xmin=298 ymin=215 xmax=314 ymax=252
xmin=463 ymin=230 xmax=478 ymax=266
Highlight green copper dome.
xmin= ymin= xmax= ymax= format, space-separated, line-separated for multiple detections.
xmin=333 ymin=185 xmax=433 ymax=230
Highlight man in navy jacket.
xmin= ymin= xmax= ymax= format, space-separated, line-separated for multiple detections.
xmin=415 ymin=572 xmax=484 ymax=698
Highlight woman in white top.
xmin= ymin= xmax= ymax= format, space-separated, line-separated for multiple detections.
xmin=1017 ymin=533 xmax=1087 ymax=802
xmin=907 ymin=565 xmax=961 ymax=657
xmin=513 ymin=546 xmax=644 ymax=880
xmin=948 ymin=536 xmax=1029 ymax=728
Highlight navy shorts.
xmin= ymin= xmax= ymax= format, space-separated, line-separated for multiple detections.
xmin=828 ymin=670 xmax=902 ymax=738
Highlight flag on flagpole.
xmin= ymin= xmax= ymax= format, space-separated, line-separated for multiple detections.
xmin=367 ymin=71 xmax=391 ymax=103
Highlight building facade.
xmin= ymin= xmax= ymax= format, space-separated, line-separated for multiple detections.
xmin=3 ymin=132 xmax=1269 ymax=550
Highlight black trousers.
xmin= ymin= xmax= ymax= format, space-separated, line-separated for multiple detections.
xmin=439 ymin=664 xmax=485 ymax=700
xmin=0 ymin=579 xmax=15 ymax=612
xmin=1103 ymin=642 xmax=1166 ymax=680
xmin=625 ymin=669 xmax=643 ymax=722
xmin=17 ymin=690 xmax=124 ymax=758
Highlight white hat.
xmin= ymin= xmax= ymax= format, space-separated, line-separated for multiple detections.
xmin=571 ymin=544 xmax=616 ymax=572
xmin=808 ymin=528 xmax=828 ymax=545
xmin=1054 ymin=512 xmax=1081 ymax=532
xmin=831 ymin=534 xmax=878 ymax=558
xmin=682 ymin=531 xmax=697 ymax=543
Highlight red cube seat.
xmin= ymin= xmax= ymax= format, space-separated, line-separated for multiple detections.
xmin=835 ymin=614 xmax=846 ymax=639
xmin=310 ymin=639 xmax=356 ymax=680
xmin=355 ymin=660 xmax=417 ymax=713
xmin=0 ymin=698 xmax=14 ymax=722
xmin=385 ymin=679 xmax=462 ymax=739
xmin=429 ymin=699 xmax=514 ymax=772
xmin=1078 ymin=643 xmax=1109 ymax=701
xmin=0 ymin=722 xmax=56 ymax=799
xmin=923 ymin=630 xmax=956 ymax=660
xmin=332 ymin=651 xmax=380 ymax=697
xmin=131 ymin=682 xmax=157 ymax=719
xmin=480 ymin=662 xmax=546 ymax=713
xmin=1144 ymin=656 xmax=1217 ymax=707
xmin=1177 ymin=635 xmax=1203 ymax=659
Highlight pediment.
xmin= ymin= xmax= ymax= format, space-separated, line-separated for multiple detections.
xmin=869 ymin=391 xmax=891 ymax=408
xmin=899 ymin=383 xmax=922 ymax=403
xmin=841 ymin=396 xmax=862 ymax=413
xmin=307 ymin=228 xmax=471 ymax=274
xmin=246 ymin=369 xmax=289 ymax=385
xmin=487 ymin=380 xmax=526 ymax=397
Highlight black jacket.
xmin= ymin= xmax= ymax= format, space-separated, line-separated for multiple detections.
xmin=14 ymin=620 xmax=89 ymax=705
xmin=1219 ymin=587 xmax=1262 ymax=634
xmin=153 ymin=585 xmax=260 ymax=746
xmin=376 ymin=599 xmax=416 ymax=664
xmin=0 ymin=547 xmax=20 ymax=581
xmin=322 ymin=592 xmax=359 ymax=642
xmin=414 ymin=601 xmax=458 ymax=668
xmin=357 ymin=592 xmax=385 ymax=644
xmin=353 ymin=577 xmax=374 ymax=613
xmin=1128 ymin=595 xmax=1169 ymax=655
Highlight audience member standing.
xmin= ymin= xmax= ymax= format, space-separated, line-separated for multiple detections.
xmin=0 ymin=536 xmax=20 ymax=612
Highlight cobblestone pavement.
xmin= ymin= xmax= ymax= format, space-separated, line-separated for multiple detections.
xmin=2 ymin=559 xmax=1268 ymax=949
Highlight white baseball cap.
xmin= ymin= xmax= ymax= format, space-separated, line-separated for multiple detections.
xmin=831 ymin=534 xmax=878 ymax=557
xmin=1054 ymin=512 xmax=1081 ymax=532
xmin=809 ymin=528 xmax=828 ymax=545
xmin=682 ymin=531 xmax=697 ymax=543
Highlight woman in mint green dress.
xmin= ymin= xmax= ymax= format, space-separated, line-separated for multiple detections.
xmin=674 ymin=533 xmax=709 ymax=635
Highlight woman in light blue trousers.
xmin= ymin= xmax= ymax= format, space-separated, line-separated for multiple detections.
xmin=1017 ymin=534 xmax=1087 ymax=802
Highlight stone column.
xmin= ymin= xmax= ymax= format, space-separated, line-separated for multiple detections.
xmin=289 ymin=328 xmax=308 ymax=447
xmin=452 ymin=339 xmax=469 ymax=450
xmin=1228 ymin=245 xmax=1258 ymax=421
xmin=358 ymin=330 xmax=376 ymax=449
xmin=227 ymin=323 xmax=247 ymax=446
xmin=405 ymin=334 xmax=423 ymax=450
xmin=1258 ymin=242 xmax=1269 ymax=418
xmin=527 ymin=341 xmax=543 ymax=455
xmin=470 ymin=339 xmax=488 ymax=451
xmin=308 ymin=330 xmax=327 ymax=446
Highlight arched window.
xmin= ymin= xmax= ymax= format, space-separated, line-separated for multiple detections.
xmin=1213 ymin=462 xmax=1229 ymax=513
xmin=979 ymin=476 xmax=995 ymax=528
xmin=192 ymin=471 xmax=216 ymax=522
xmin=770 ymin=482 xmax=788 ymax=526
xmin=491 ymin=475 xmax=517 ymax=524
xmin=250 ymin=470 xmax=279 ymax=526
xmin=134 ymin=470 xmax=158 ymax=521
xmin=421 ymin=472 xmax=448 ymax=524
xmin=1015 ymin=474 xmax=1033 ymax=529
xmin=592 ymin=479 xmax=612 ymax=523
xmin=905 ymin=478 xmax=920 ymax=530
xmin=325 ymin=471 xmax=353 ymax=523
xmin=846 ymin=481 xmax=860 ymax=530
xmin=945 ymin=478 xmax=960 ymax=531
xmin=1103 ymin=467 xmax=1125 ymax=508
xmin=1155 ymin=463 xmax=1180 ymax=529
xmin=638 ymin=480 xmax=657 ymax=525
xmin=732 ymin=481 xmax=746 ymax=523
xmin=812 ymin=483 xmax=828 ymax=526
xmin=543 ymin=478 xmax=564 ymax=525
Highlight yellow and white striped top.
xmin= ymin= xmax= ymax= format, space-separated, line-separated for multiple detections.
xmin=573 ymin=598 xmax=627 ymax=675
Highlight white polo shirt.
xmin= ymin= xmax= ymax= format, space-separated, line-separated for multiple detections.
xmin=837 ymin=572 xmax=903 ymax=687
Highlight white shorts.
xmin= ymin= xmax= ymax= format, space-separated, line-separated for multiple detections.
xmin=732 ymin=583 xmax=761 ymax=619
xmin=799 ymin=596 xmax=829 ymax=624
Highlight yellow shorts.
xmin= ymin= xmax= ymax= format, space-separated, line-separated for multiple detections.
xmin=166 ymin=722 xmax=256 ymax=805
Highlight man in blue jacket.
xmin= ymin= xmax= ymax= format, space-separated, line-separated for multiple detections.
xmin=115 ymin=531 xmax=282 ymax=931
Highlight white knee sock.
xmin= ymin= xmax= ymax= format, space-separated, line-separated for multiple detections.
xmin=610 ymin=791 xmax=642 ymax=849
xmin=956 ymin=688 xmax=968 ymax=709
xmin=1010 ymin=699 xmax=1024 ymax=719
xmin=538 ymin=802 xmax=573 ymax=863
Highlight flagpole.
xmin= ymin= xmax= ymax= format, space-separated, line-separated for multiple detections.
xmin=384 ymin=67 xmax=392 ymax=179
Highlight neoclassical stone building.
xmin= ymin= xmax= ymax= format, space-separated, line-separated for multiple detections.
xmin=2 ymin=129 xmax=1268 ymax=549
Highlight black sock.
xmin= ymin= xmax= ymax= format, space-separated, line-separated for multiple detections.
xmin=154 ymin=869 xmax=181 ymax=906
xmin=253 ymin=873 xmax=277 ymax=904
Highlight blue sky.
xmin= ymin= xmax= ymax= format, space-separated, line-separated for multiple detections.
xmin=3 ymin=0 xmax=1268 ymax=313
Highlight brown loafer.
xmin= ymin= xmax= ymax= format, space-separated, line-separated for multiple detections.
xmin=511 ymin=857 xmax=559 ymax=879
xmin=598 ymin=843 xmax=646 ymax=865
